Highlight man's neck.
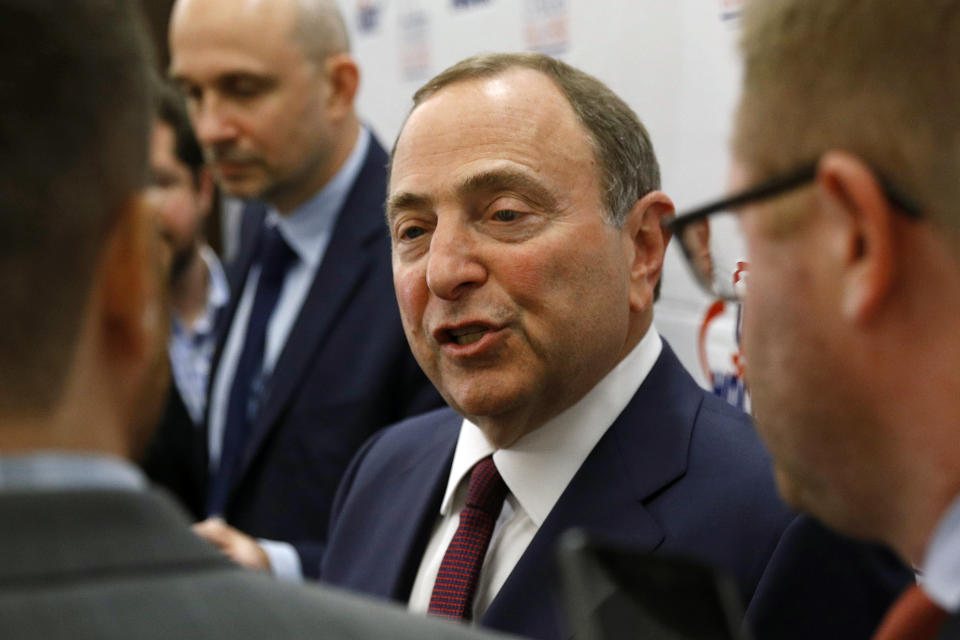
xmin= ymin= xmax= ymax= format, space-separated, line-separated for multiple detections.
xmin=0 ymin=409 xmax=127 ymax=459
xmin=271 ymin=118 xmax=361 ymax=215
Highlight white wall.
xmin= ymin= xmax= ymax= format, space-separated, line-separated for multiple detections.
xmin=339 ymin=0 xmax=747 ymax=402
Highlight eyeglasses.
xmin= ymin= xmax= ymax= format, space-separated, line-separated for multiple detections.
xmin=663 ymin=162 xmax=923 ymax=302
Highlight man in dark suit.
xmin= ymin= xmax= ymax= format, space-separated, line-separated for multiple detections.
xmin=0 ymin=3 xmax=513 ymax=639
xmin=163 ymin=0 xmax=441 ymax=579
xmin=320 ymin=53 xmax=907 ymax=639
xmin=665 ymin=1 xmax=960 ymax=638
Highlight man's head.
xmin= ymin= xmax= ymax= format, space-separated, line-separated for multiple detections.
xmin=387 ymin=53 xmax=673 ymax=448
xmin=0 ymin=0 xmax=167 ymax=456
xmin=150 ymin=81 xmax=214 ymax=286
xmin=733 ymin=0 xmax=960 ymax=560
xmin=169 ymin=0 xmax=360 ymax=213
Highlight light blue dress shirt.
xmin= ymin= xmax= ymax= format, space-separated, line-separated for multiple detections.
xmin=0 ymin=453 xmax=146 ymax=491
xmin=168 ymin=245 xmax=230 ymax=425
xmin=205 ymin=127 xmax=371 ymax=581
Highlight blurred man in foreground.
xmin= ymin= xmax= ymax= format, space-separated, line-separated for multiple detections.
xmin=321 ymin=52 xmax=906 ymax=639
xmin=667 ymin=1 xmax=960 ymax=637
xmin=0 ymin=2 xmax=517 ymax=638
xmin=165 ymin=0 xmax=441 ymax=579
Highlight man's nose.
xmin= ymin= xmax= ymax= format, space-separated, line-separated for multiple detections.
xmin=425 ymin=220 xmax=487 ymax=300
xmin=191 ymin=95 xmax=237 ymax=147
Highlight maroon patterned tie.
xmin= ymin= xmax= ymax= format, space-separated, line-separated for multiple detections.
xmin=428 ymin=456 xmax=509 ymax=621
xmin=872 ymin=583 xmax=948 ymax=640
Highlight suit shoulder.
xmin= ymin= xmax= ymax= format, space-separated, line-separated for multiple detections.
xmin=697 ymin=387 xmax=753 ymax=425
xmin=692 ymin=389 xmax=771 ymax=466
xmin=358 ymin=406 xmax=460 ymax=466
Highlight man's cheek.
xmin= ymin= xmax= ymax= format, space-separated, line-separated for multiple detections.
xmin=394 ymin=272 xmax=429 ymax=342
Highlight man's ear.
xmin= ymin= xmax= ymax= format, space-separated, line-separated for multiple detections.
xmin=623 ymin=190 xmax=675 ymax=313
xmin=816 ymin=151 xmax=896 ymax=323
xmin=98 ymin=194 xmax=166 ymax=363
xmin=323 ymin=53 xmax=359 ymax=120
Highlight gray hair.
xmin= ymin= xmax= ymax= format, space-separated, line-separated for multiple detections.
xmin=404 ymin=52 xmax=660 ymax=228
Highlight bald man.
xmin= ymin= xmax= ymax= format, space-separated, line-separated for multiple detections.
xmin=162 ymin=0 xmax=442 ymax=580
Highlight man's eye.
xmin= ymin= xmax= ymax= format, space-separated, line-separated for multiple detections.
xmin=150 ymin=172 xmax=178 ymax=188
xmin=229 ymin=83 xmax=259 ymax=97
xmin=399 ymin=225 xmax=427 ymax=241
xmin=493 ymin=210 xmax=522 ymax=222
xmin=180 ymin=84 xmax=203 ymax=104
xmin=224 ymin=77 xmax=268 ymax=98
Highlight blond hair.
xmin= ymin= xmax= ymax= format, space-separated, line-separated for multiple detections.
xmin=735 ymin=0 xmax=960 ymax=247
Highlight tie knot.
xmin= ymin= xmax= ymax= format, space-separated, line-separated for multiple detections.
xmin=465 ymin=456 xmax=508 ymax=515
xmin=258 ymin=225 xmax=296 ymax=284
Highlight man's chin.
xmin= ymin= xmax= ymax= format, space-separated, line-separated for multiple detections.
xmin=773 ymin=466 xmax=874 ymax=541
xmin=213 ymin=170 xmax=266 ymax=200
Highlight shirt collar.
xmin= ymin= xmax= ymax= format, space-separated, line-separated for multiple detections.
xmin=920 ymin=492 xmax=960 ymax=610
xmin=170 ymin=244 xmax=230 ymax=338
xmin=201 ymin=244 xmax=230 ymax=311
xmin=0 ymin=453 xmax=147 ymax=492
xmin=265 ymin=126 xmax=371 ymax=268
xmin=440 ymin=328 xmax=663 ymax=526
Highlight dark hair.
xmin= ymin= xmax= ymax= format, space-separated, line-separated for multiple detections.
xmin=0 ymin=0 xmax=154 ymax=410
xmin=153 ymin=77 xmax=205 ymax=179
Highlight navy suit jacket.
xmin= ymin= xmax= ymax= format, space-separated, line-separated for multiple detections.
xmin=142 ymin=380 xmax=206 ymax=519
xmin=321 ymin=342 xmax=909 ymax=639
xmin=148 ymin=137 xmax=442 ymax=577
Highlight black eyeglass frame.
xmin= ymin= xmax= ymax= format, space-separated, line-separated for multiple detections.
xmin=662 ymin=162 xmax=924 ymax=300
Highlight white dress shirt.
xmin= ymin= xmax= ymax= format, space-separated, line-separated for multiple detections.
xmin=408 ymin=328 xmax=663 ymax=619
xmin=206 ymin=127 xmax=371 ymax=580
xmin=920 ymin=492 xmax=960 ymax=611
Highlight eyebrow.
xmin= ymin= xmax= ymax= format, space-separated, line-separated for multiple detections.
xmin=385 ymin=191 xmax=433 ymax=223
xmin=385 ymin=168 xmax=558 ymax=223
xmin=460 ymin=169 xmax=558 ymax=211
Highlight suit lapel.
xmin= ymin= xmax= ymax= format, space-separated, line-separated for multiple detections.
xmin=233 ymin=141 xmax=390 ymax=489
xmin=195 ymin=207 xmax=264 ymax=492
xmin=366 ymin=413 xmax=460 ymax=601
xmin=207 ymin=211 xmax=262 ymax=401
xmin=482 ymin=343 xmax=701 ymax=639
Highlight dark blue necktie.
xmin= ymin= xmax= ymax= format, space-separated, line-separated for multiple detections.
xmin=207 ymin=225 xmax=296 ymax=516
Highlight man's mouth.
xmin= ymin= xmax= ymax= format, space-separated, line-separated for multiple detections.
xmin=447 ymin=325 xmax=491 ymax=346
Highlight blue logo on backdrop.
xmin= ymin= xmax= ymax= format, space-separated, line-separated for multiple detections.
xmin=356 ymin=0 xmax=385 ymax=34
xmin=719 ymin=0 xmax=744 ymax=22
xmin=699 ymin=299 xmax=749 ymax=412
